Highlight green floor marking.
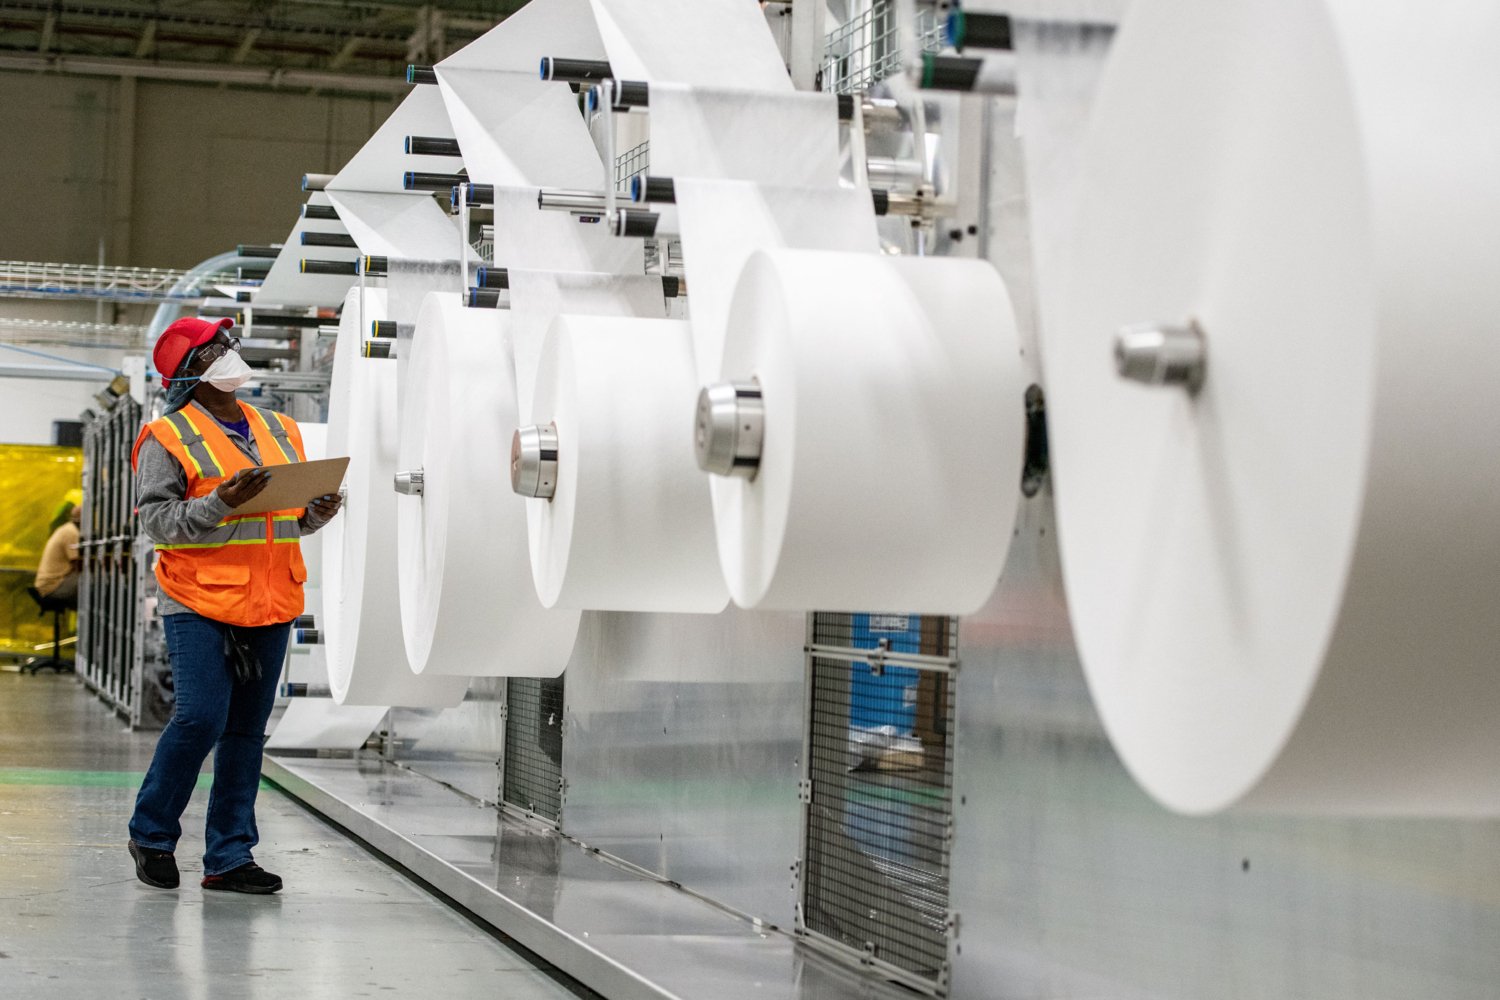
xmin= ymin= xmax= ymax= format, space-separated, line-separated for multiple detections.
xmin=0 ymin=768 xmax=271 ymax=790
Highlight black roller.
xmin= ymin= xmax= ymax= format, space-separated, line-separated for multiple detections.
xmin=406 ymin=64 xmax=437 ymax=85
xmin=404 ymin=170 xmax=465 ymax=192
xmin=300 ymin=259 xmax=358 ymax=275
xmin=614 ymin=80 xmax=649 ymax=109
xmin=295 ymin=614 xmax=316 ymax=628
xmin=613 ymin=209 xmax=659 ymax=239
xmin=404 ymin=135 xmax=463 ymax=157
xmin=361 ymin=255 xmax=388 ymax=276
xmin=871 ymin=189 xmax=891 ymax=216
xmin=661 ymin=275 xmax=681 ymax=299
xmin=917 ymin=53 xmax=1017 ymax=94
xmin=947 ymin=10 xmax=1013 ymax=51
xmin=236 ymin=244 xmax=282 ymax=259
xmin=467 ymin=184 xmax=495 ymax=206
xmin=539 ymin=56 xmax=612 ymax=83
xmin=837 ymin=94 xmax=855 ymax=121
xmin=920 ymin=54 xmax=983 ymax=91
xmin=235 ymin=291 xmax=253 ymax=302
xmin=363 ymin=340 xmax=394 ymax=359
xmin=300 ymin=204 xmax=340 ymax=220
xmin=300 ymin=231 xmax=357 ymax=248
xmin=475 ymin=266 xmax=509 ymax=290
xmin=241 ymin=312 xmax=326 ymax=329
xmin=371 ymin=320 xmax=398 ymax=339
xmin=467 ymin=287 xmax=503 ymax=309
xmin=585 ymin=79 xmax=649 ymax=112
xmin=630 ymin=175 xmax=675 ymax=204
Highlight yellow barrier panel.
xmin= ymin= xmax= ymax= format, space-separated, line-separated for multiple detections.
xmin=0 ymin=444 xmax=84 ymax=656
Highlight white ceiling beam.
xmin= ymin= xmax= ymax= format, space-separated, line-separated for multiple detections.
xmin=328 ymin=36 xmax=363 ymax=70
xmin=38 ymin=11 xmax=56 ymax=53
xmin=0 ymin=362 xmax=116 ymax=383
xmin=0 ymin=51 xmax=409 ymax=94
xmin=231 ymin=28 xmax=262 ymax=63
xmin=133 ymin=20 xmax=158 ymax=58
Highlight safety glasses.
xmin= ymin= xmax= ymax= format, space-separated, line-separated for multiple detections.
xmin=194 ymin=337 xmax=242 ymax=367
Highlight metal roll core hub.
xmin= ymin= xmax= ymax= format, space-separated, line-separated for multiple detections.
xmin=695 ymin=380 xmax=764 ymax=479
xmin=1113 ymin=321 xmax=1207 ymax=392
xmin=393 ymin=468 xmax=424 ymax=496
xmin=511 ymin=423 xmax=559 ymax=500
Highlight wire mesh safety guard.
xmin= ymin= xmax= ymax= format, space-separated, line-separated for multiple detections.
xmin=802 ymin=612 xmax=957 ymax=990
xmin=503 ymin=674 xmax=566 ymax=822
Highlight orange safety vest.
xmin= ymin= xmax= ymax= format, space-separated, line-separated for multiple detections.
xmin=131 ymin=401 xmax=309 ymax=628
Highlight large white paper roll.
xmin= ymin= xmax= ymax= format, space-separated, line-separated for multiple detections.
xmin=524 ymin=314 xmax=728 ymax=613
xmin=266 ymin=702 xmax=388 ymax=751
xmin=1045 ymin=0 xmax=1500 ymax=814
xmin=506 ymin=270 xmax=670 ymax=421
xmin=324 ymin=287 xmax=469 ymax=708
xmin=589 ymin=2 xmax=880 ymax=380
xmin=711 ymin=249 xmax=1025 ymax=613
xmin=670 ymin=178 xmax=879 ymax=383
xmin=287 ymin=422 xmax=329 ymax=690
xmin=397 ymin=293 xmax=581 ymax=675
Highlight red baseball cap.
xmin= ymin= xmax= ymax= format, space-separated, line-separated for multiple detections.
xmin=154 ymin=316 xmax=235 ymax=388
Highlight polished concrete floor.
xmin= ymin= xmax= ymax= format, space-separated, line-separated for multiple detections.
xmin=0 ymin=671 xmax=593 ymax=999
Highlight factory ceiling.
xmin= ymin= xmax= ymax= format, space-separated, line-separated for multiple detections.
xmin=0 ymin=1 xmax=524 ymax=93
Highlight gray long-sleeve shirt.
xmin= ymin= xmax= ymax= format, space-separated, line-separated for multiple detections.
xmin=136 ymin=402 xmax=330 ymax=618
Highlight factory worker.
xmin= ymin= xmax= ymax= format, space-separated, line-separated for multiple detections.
xmin=34 ymin=501 xmax=82 ymax=603
xmin=125 ymin=316 xmax=341 ymax=895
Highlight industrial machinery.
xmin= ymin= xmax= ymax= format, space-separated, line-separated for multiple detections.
xmin=19 ymin=1 xmax=1500 ymax=998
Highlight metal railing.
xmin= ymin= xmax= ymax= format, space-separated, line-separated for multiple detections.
xmin=0 ymin=318 xmax=152 ymax=349
xmin=614 ymin=140 xmax=650 ymax=187
xmin=822 ymin=0 xmax=943 ymax=95
xmin=0 ymin=260 xmax=239 ymax=304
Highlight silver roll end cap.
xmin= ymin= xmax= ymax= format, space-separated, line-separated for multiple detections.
xmin=394 ymin=468 xmax=424 ymax=496
xmin=511 ymin=423 xmax=559 ymax=500
xmin=1114 ymin=321 xmax=1206 ymax=392
xmin=695 ymin=379 xmax=764 ymax=479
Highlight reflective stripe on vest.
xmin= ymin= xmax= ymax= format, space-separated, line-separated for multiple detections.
xmin=144 ymin=403 xmax=308 ymax=628
xmin=155 ymin=514 xmax=271 ymax=551
xmin=272 ymin=515 xmax=301 ymax=543
xmin=162 ymin=409 xmax=223 ymax=479
xmin=250 ymin=406 xmax=300 ymax=465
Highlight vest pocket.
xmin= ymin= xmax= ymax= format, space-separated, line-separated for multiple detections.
xmin=196 ymin=564 xmax=251 ymax=587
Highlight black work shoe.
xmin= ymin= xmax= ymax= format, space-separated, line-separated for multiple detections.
xmin=202 ymin=862 xmax=283 ymax=895
xmin=128 ymin=840 xmax=180 ymax=889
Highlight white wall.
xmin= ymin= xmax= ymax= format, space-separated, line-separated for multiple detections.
xmin=0 ymin=71 xmax=398 ymax=268
xmin=0 ymin=71 xmax=399 ymax=441
xmin=0 ymin=300 xmax=138 ymax=445
xmin=0 ymin=368 xmax=112 ymax=445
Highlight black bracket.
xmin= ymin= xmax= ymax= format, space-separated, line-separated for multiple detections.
xmin=1020 ymin=384 xmax=1049 ymax=498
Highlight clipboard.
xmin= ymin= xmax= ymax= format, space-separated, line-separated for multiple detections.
xmin=229 ymin=457 xmax=351 ymax=516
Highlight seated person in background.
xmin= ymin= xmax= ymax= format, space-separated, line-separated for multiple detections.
xmin=34 ymin=503 xmax=81 ymax=604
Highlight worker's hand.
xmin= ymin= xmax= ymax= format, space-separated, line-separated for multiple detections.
xmin=215 ymin=468 xmax=273 ymax=508
xmin=306 ymin=493 xmax=342 ymax=520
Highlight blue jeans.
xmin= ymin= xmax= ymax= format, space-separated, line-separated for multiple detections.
xmin=129 ymin=612 xmax=289 ymax=876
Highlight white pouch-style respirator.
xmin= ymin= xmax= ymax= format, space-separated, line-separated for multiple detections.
xmin=201 ymin=351 xmax=254 ymax=391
